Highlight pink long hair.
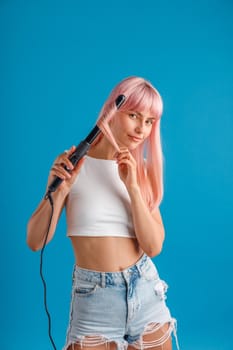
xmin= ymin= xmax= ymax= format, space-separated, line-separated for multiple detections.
xmin=96 ymin=76 xmax=164 ymax=211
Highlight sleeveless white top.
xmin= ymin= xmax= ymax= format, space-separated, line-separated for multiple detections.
xmin=65 ymin=156 xmax=136 ymax=238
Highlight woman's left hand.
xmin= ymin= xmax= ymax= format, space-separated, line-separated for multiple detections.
xmin=116 ymin=148 xmax=138 ymax=190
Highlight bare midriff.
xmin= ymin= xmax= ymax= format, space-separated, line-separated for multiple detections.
xmin=70 ymin=236 xmax=143 ymax=272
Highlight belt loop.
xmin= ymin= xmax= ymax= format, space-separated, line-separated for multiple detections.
xmin=72 ymin=264 xmax=76 ymax=282
xmin=136 ymin=253 xmax=147 ymax=275
xmin=101 ymin=272 xmax=106 ymax=288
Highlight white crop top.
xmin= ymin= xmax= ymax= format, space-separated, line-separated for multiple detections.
xmin=65 ymin=156 xmax=136 ymax=238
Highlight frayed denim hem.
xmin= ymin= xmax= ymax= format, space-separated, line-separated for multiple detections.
xmin=63 ymin=335 xmax=128 ymax=350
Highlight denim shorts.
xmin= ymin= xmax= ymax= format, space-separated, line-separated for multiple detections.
xmin=63 ymin=254 xmax=179 ymax=350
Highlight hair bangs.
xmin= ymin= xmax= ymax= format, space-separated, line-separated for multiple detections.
xmin=120 ymin=84 xmax=163 ymax=119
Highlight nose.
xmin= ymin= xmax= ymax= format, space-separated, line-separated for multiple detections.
xmin=135 ymin=122 xmax=145 ymax=134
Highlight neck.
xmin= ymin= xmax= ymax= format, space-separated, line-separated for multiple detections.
xmin=88 ymin=136 xmax=117 ymax=160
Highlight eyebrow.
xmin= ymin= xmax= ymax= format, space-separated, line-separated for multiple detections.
xmin=135 ymin=111 xmax=155 ymax=120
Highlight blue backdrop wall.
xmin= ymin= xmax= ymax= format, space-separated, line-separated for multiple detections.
xmin=1 ymin=0 xmax=233 ymax=349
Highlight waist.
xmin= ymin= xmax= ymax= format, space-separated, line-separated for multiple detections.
xmin=70 ymin=236 xmax=143 ymax=271
xmin=72 ymin=253 xmax=157 ymax=287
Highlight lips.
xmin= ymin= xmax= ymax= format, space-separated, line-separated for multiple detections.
xmin=128 ymin=135 xmax=143 ymax=142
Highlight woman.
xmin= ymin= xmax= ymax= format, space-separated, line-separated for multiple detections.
xmin=27 ymin=76 xmax=179 ymax=350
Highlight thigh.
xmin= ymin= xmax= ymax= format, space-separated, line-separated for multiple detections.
xmin=67 ymin=340 xmax=117 ymax=350
xmin=128 ymin=322 xmax=172 ymax=350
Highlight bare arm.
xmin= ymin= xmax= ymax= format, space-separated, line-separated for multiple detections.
xmin=27 ymin=146 xmax=85 ymax=251
xmin=117 ymin=149 xmax=164 ymax=257
xmin=27 ymin=188 xmax=68 ymax=251
xmin=127 ymin=186 xmax=164 ymax=257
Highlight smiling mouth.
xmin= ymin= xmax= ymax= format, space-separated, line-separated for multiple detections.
xmin=128 ymin=135 xmax=143 ymax=142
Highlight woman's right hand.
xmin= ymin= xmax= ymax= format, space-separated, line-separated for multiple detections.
xmin=47 ymin=145 xmax=85 ymax=195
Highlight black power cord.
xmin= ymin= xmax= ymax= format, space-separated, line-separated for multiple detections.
xmin=39 ymin=95 xmax=126 ymax=349
xmin=40 ymin=192 xmax=57 ymax=350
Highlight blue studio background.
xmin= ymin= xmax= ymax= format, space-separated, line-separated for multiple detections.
xmin=1 ymin=0 xmax=233 ymax=349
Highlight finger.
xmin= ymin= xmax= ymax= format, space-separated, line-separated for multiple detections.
xmin=117 ymin=155 xmax=136 ymax=169
xmin=117 ymin=158 xmax=132 ymax=167
xmin=117 ymin=153 xmax=137 ymax=167
xmin=116 ymin=157 xmax=130 ymax=165
xmin=119 ymin=147 xmax=129 ymax=152
xmin=51 ymin=164 xmax=72 ymax=180
xmin=60 ymin=157 xmax=75 ymax=171
xmin=116 ymin=153 xmax=132 ymax=162
xmin=58 ymin=147 xmax=76 ymax=170
xmin=50 ymin=169 xmax=66 ymax=180
xmin=58 ymin=146 xmax=74 ymax=159
xmin=117 ymin=149 xmax=131 ymax=157
xmin=66 ymin=145 xmax=76 ymax=156
xmin=50 ymin=168 xmax=71 ymax=181
xmin=114 ymin=147 xmax=129 ymax=157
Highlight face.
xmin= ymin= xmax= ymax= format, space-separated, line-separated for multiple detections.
xmin=110 ymin=110 xmax=156 ymax=150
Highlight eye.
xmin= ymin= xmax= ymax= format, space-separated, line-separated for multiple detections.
xmin=145 ymin=119 xmax=155 ymax=126
xmin=128 ymin=113 xmax=137 ymax=119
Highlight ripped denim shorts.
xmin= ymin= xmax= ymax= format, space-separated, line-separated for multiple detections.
xmin=63 ymin=254 xmax=179 ymax=350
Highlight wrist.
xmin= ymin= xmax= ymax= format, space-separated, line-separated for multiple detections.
xmin=128 ymin=184 xmax=141 ymax=198
xmin=45 ymin=185 xmax=69 ymax=200
xmin=57 ymin=186 xmax=70 ymax=197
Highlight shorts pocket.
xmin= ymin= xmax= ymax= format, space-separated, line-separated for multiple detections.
xmin=75 ymin=280 xmax=99 ymax=296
